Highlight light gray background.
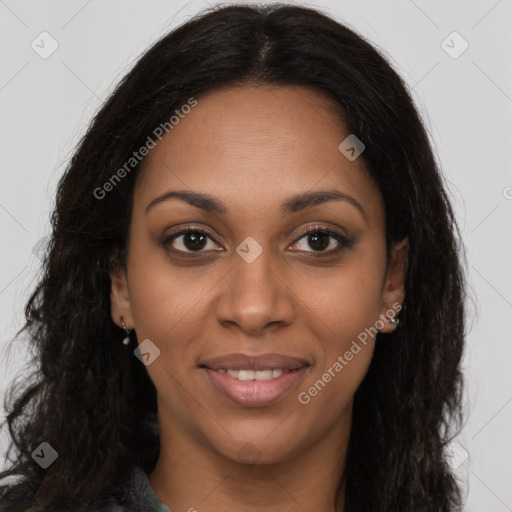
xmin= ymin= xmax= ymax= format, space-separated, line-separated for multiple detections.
xmin=1 ymin=0 xmax=511 ymax=510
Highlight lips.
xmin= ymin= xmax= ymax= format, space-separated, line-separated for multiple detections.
xmin=199 ymin=353 xmax=310 ymax=407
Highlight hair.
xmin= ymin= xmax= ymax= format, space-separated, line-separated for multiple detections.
xmin=0 ymin=3 xmax=466 ymax=511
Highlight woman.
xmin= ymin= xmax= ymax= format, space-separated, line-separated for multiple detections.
xmin=0 ymin=3 xmax=466 ymax=511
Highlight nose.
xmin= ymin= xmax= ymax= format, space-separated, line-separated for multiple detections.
xmin=214 ymin=247 xmax=295 ymax=336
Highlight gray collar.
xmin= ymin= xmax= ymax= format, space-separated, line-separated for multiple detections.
xmin=124 ymin=466 xmax=173 ymax=512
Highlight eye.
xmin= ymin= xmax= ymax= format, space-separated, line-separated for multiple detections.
xmin=162 ymin=224 xmax=351 ymax=257
xmin=289 ymin=225 xmax=351 ymax=255
xmin=162 ymin=227 xmax=221 ymax=254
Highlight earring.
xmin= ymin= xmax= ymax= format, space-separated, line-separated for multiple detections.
xmin=120 ymin=318 xmax=131 ymax=345
xmin=388 ymin=315 xmax=400 ymax=329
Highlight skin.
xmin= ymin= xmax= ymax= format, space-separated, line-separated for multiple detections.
xmin=110 ymin=85 xmax=408 ymax=512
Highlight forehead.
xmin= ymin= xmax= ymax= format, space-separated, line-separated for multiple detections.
xmin=134 ymin=85 xmax=383 ymax=224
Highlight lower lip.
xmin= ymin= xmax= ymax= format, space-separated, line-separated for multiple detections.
xmin=202 ymin=367 xmax=308 ymax=407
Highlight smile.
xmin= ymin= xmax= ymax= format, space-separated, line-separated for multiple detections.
xmin=216 ymin=368 xmax=288 ymax=380
xmin=199 ymin=352 xmax=311 ymax=407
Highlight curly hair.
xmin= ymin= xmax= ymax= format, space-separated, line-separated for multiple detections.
xmin=0 ymin=3 xmax=466 ymax=511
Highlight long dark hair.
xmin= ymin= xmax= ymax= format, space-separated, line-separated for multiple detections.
xmin=0 ymin=3 xmax=466 ymax=511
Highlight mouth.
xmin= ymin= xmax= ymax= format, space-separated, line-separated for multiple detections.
xmin=199 ymin=353 xmax=311 ymax=407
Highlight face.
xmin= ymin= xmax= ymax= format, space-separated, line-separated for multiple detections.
xmin=111 ymin=85 xmax=407 ymax=466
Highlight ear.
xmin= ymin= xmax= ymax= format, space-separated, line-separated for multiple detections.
xmin=378 ymin=238 xmax=408 ymax=333
xmin=109 ymin=254 xmax=134 ymax=329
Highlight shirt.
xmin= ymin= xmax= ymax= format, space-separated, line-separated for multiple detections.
xmin=114 ymin=466 xmax=172 ymax=512
xmin=0 ymin=466 xmax=172 ymax=512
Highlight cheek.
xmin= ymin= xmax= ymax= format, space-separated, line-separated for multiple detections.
xmin=292 ymin=251 xmax=385 ymax=409
xmin=124 ymin=248 xmax=216 ymax=423
xmin=297 ymin=252 xmax=385 ymax=347
xmin=124 ymin=239 xmax=222 ymax=368
xmin=294 ymin=283 xmax=378 ymax=428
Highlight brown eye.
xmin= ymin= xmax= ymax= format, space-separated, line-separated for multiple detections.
xmin=289 ymin=226 xmax=352 ymax=254
xmin=163 ymin=229 xmax=221 ymax=254
xmin=180 ymin=231 xmax=208 ymax=251
xmin=306 ymin=231 xmax=331 ymax=251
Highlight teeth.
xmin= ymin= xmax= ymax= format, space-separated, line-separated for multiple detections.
xmin=234 ymin=370 xmax=256 ymax=380
xmin=222 ymin=368 xmax=286 ymax=380
xmin=255 ymin=370 xmax=273 ymax=381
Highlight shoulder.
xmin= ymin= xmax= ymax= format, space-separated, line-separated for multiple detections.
xmin=90 ymin=465 xmax=171 ymax=512
xmin=0 ymin=466 xmax=171 ymax=512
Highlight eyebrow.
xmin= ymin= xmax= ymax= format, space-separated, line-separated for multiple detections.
xmin=145 ymin=188 xmax=367 ymax=220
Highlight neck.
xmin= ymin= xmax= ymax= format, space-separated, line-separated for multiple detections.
xmin=148 ymin=401 xmax=351 ymax=512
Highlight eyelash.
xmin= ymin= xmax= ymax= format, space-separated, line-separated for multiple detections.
xmin=162 ymin=224 xmax=352 ymax=258
xmin=297 ymin=225 xmax=352 ymax=256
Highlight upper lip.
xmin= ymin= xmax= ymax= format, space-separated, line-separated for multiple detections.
xmin=200 ymin=353 xmax=310 ymax=371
